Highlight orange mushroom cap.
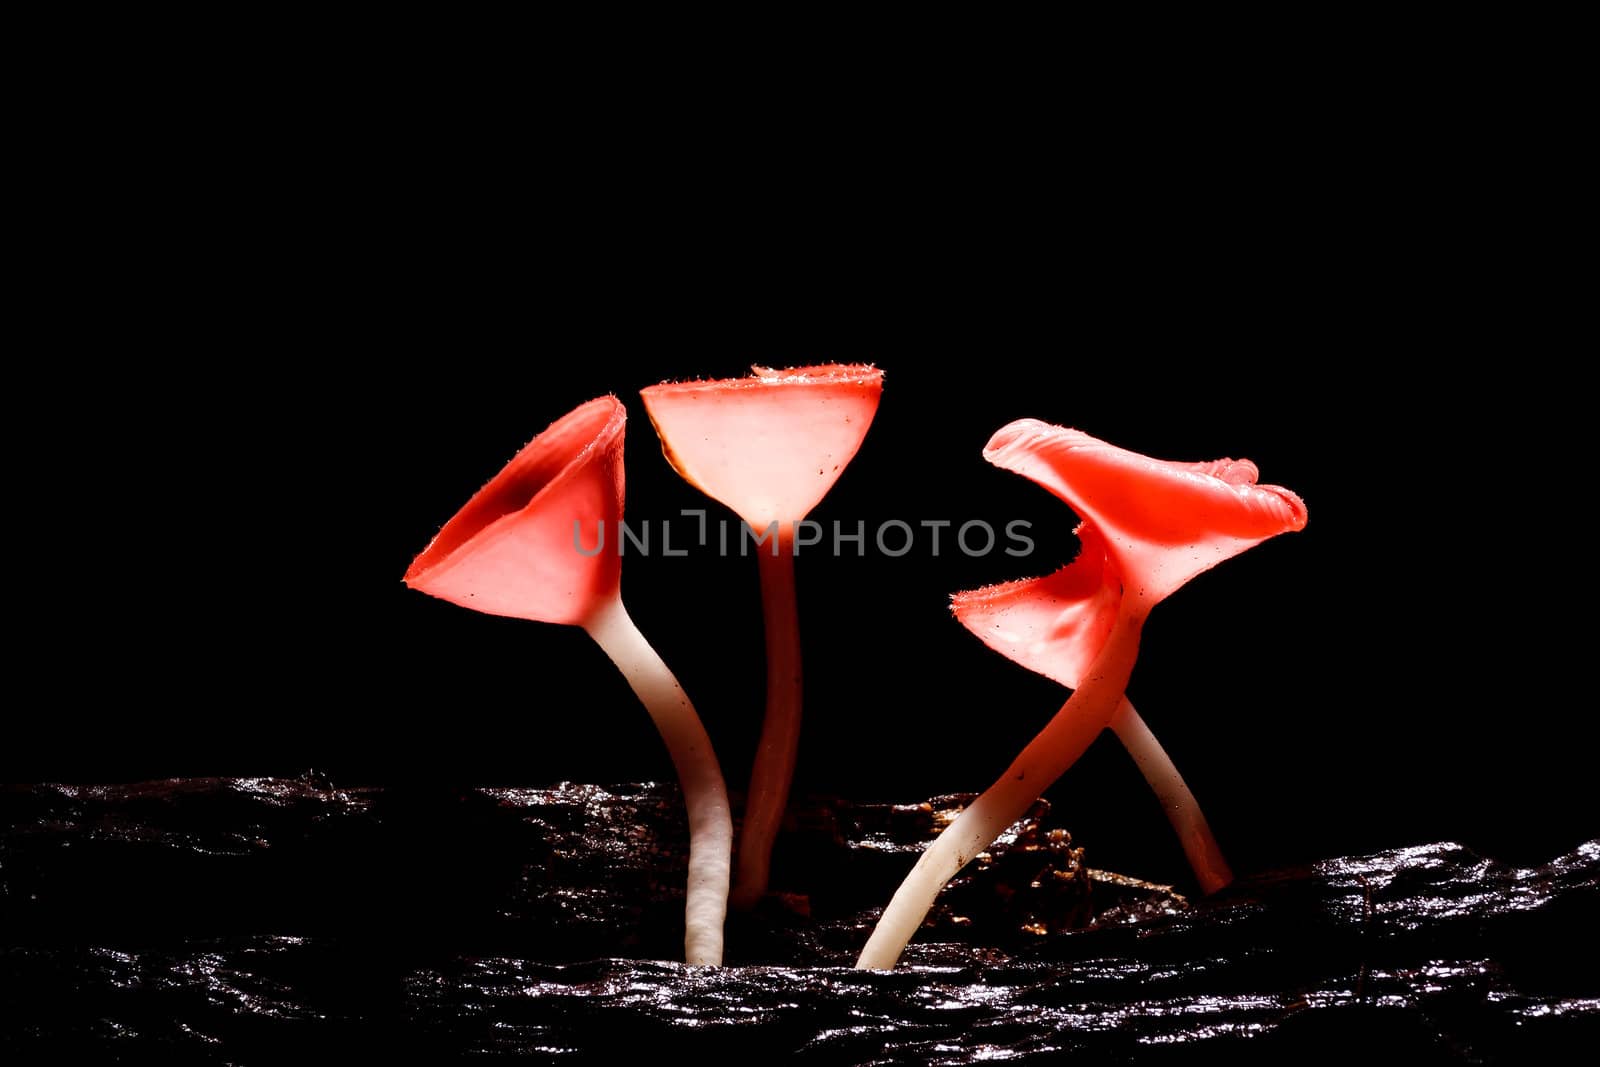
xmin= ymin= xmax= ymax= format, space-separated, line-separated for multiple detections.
xmin=403 ymin=396 xmax=625 ymax=627
xmin=956 ymin=423 xmax=1307 ymax=679
xmin=639 ymin=365 xmax=884 ymax=530
xmin=951 ymin=523 xmax=1120 ymax=690
xmin=982 ymin=421 xmax=1307 ymax=609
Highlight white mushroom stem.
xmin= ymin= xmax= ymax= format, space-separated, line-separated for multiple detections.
xmin=731 ymin=531 xmax=803 ymax=909
xmin=1110 ymin=698 xmax=1233 ymax=894
xmin=856 ymin=597 xmax=1148 ymax=970
xmin=584 ymin=593 xmax=732 ymax=966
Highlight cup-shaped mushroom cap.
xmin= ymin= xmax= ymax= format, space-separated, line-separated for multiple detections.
xmin=951 ymin=523 xmax=1121 ymax=690
xmin=639 ymin=364 xmax=884 ymax=530
xmin=983 ymin=421 xmax=1307 ymax=607
xmin=404 ymin=396 xmax=625 ymax=627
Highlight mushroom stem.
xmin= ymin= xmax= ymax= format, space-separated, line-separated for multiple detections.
xmin=856 ymin=599 xmax=1148 ymax=970
xmin=583 ymin=593 xmax=732 ymax=966
xmin=730 ymin=529 xmax=803 ymax=909
xmin=1110 ymin=698 xmax=1233 ymax=894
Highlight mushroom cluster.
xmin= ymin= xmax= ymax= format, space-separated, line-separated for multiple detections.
xmin=855 ymin=422 xmax=1307 ymax=968
xmin=403 ymin=374 xmax=1306 ymax=971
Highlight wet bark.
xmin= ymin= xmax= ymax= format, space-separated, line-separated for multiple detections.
xmin=2 ymin=778 xmax=1595 ymax=1062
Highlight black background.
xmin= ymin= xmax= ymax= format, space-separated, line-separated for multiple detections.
xmin=10 ymin=102 xmax=1591 ymax=892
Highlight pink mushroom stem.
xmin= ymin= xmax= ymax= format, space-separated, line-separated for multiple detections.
xmin=730 ymin=529 xmax=803 ymax=909
xmin=856 ymin=595 xmax=1149 ymax=969
xmin=1110 ymin=698 xmax=1233 ymax=894
xmin=584 ymin=593 xmax=732 ymax=965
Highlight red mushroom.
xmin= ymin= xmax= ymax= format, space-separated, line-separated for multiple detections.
xmin=640 ymin=365 xmax=884 ymax=908
xmin=403 ymin=396 xmax=732 ymax=965
xmin=951 ymin=523 xmax=1232 ymax=893
xmin=856 ymin=422 xmax=1306 ymax=968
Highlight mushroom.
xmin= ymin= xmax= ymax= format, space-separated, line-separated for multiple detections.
xmin=951 ymin=523 xmax=1232 ymax=893
xmin=856 ymin=422 xmax=1306 ymax=969
xmin=403 ymin=396 xmax=732 ymax=966
xmin=640 ymin=364 xmax=884 ymax=908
